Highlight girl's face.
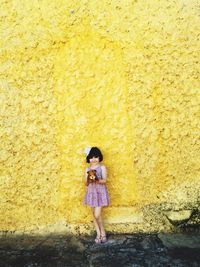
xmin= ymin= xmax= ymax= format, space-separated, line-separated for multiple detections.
xmin=89 ymin=156 xmax=100 ymax=165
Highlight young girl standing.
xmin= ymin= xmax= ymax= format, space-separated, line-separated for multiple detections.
xmin=83 ymin=147 xmax=110 ymax=244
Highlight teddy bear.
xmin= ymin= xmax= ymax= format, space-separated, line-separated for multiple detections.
xmin=86 ymin=169 xmax=99 ymax=186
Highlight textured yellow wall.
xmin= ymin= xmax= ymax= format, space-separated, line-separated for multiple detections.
xmin=0 ymin=0 xmax=199 ymax=233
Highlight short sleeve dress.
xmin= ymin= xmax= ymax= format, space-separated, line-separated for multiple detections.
xmin=84 ymin=165 xmax=110 ymax=207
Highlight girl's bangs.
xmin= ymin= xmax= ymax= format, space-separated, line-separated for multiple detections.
xmin=88 ymin=152 xmax=99 ymax=158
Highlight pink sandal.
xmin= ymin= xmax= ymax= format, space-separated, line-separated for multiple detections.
xmin=95 ymin=236 xmax=101 ymax=244
xmin=101 ymin=235 xmax=107 ymax=243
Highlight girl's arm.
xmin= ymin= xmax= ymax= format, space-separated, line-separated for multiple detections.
xmin=98 ymin=165 xmax=107 ymax=184
xmin=83 ymin=168 xmax=88 ymax=185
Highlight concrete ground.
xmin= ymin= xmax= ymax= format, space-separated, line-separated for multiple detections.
xmin=0 ymin=232 xmax=200 ymax=267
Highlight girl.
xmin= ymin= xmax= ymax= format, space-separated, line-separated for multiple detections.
xmin=83 ymin=147 xmax=110 ymax=244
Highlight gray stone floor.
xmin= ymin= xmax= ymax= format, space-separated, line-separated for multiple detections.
xmin=0 ymin=232 xmax=200 ymax=267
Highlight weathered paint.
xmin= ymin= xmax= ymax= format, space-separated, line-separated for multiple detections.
xmin=0 ymin=0 xmax=199 ymax=233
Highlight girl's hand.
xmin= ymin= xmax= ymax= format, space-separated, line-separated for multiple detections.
xmin=96 ymin=179 xmax=106 ymax=184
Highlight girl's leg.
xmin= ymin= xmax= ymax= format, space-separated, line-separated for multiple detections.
xmin=94 ymin=207 xmax=106 ymax=239
xmin=91 ymin=208 xmax=101 ymax=239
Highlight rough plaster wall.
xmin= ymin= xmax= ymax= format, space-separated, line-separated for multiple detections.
xmin=54 ymin=26 xmax=138 ymax=223
xmin=0 ymin=1 xmax=62 ymax=231
xmin=0 ymin=0 xmax=200 ymax=232
xmin=114 ymin=0 xmax=200 ymax=204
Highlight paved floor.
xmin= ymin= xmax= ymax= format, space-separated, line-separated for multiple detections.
xmin=0 ymin=232 xmax=200 ymax=267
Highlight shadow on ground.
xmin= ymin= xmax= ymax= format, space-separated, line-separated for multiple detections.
xmin=0 ymin=232 xmax=200 ymax=267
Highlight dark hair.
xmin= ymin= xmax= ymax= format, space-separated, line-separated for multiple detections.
xmin=86 ymin=147 xmax=103 ymax=163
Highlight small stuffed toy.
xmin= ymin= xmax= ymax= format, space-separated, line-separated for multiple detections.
xmin=87 ymin=169 xmax=99 ymax=186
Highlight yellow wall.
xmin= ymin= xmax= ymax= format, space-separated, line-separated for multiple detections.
xmin=0 ymin=0 xmax=199 ymax=233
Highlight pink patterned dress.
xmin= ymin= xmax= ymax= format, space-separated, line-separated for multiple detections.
xmin=84 ymin=165 xmax=110 ymax=207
